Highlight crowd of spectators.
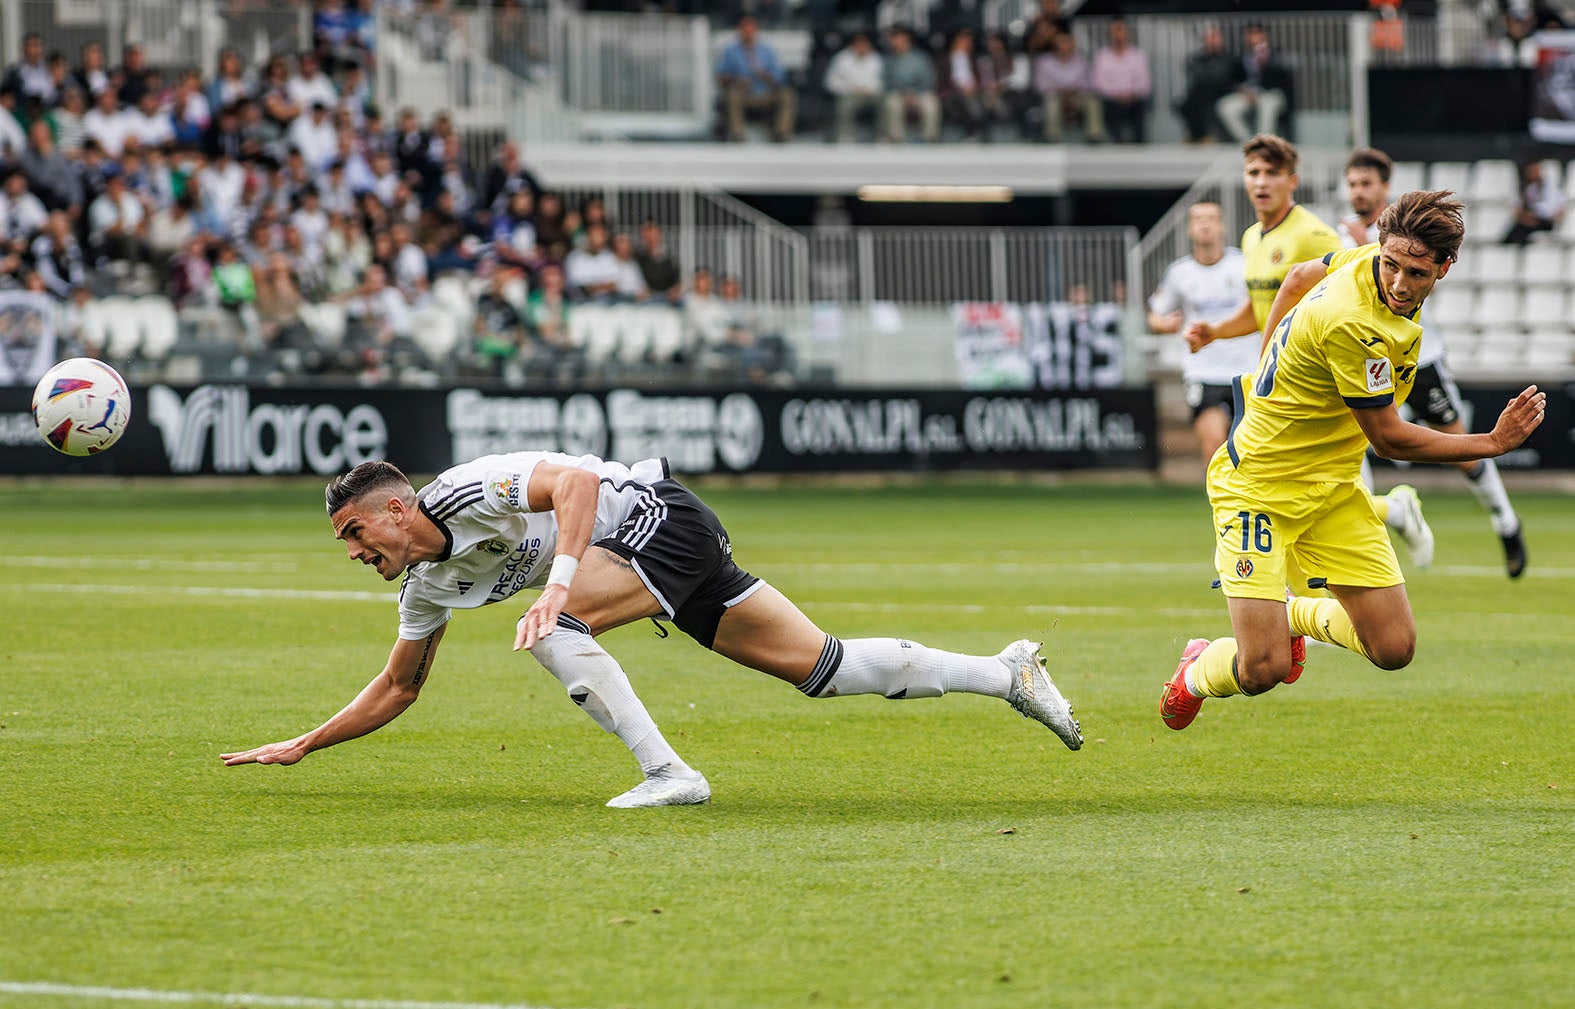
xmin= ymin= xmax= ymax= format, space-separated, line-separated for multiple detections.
xmin=0 ymin=20 xmax=790 ymax=386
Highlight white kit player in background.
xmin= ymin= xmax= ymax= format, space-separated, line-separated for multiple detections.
xmin=1341 ymin=147 xmax=1527 ymax=577
xmin=221 ymin=453 xmax=1083 ymax=808
xmin=1147 ymin=200 xmax=1261 ymax=465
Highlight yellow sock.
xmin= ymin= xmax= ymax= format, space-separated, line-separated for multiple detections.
xmin=1372 ymin=495 xmax=1389 ymax=522
xmin=1288 ymin=596 xmax=1372 ymax=660
xmin=1189 ymin=638 xmax=1245 ymax=698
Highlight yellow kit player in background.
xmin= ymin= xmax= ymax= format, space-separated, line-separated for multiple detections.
xmin=1161 ymin=191 xmax=1545 ymax=730
xmin=1183 ymin=133 xmax=1432 ymax=563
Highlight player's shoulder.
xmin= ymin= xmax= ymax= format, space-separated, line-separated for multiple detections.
xmin=1288 ymin=205 xmax=1340 ymax=245
xmin=1162 ymin=253 xmax=1198 ymax=277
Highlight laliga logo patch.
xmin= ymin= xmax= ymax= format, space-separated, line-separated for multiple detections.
xmin=1365 ymin=358 xmax=1392 ymax=392
xmin=490 ymin=476 xmax=521 ymax=507
xmin=1270 ymin=248 xmax=1283 ymax=264
xmin=1236 ymin=557 xmax=1254 ymax=579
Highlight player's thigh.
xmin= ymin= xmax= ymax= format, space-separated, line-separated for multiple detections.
xmin=1293 ymin=483 xmax=1404 ymax=597
xmin=1208 ymin=466 xmax=1300 ymax=603
xmin=1193 ymin=407 xmax=1229 ymax=459
xmin=710 ymin=583 xmax=829 ymax=687
xmin=1328 ymin=584 xmax=1415 ymax=669
xmin=561 ymin=546 xmax=665 ymax=633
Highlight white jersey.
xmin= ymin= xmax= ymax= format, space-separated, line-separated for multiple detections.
xmin=1340 ymin=213 xmax=1446 ymax=366
xmin=396 ymin=451 xmax=668 ymax=639
xmin=1149 ymin=248 xmax=1262 ymax=384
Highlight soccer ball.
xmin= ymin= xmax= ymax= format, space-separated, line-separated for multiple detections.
xmin=31 ymin=358 xmax=132 ymax=456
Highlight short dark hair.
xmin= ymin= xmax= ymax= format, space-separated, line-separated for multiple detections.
xmin=1242 ymin=133 xmax=1297 ymax=174
xmin=1345 ymin=147 xmax=1392 ymax=184
xmin=1377 ymin=189 xmax=1464 ymax=264
xmin=325 ymin=461 xmax=412 ymax=515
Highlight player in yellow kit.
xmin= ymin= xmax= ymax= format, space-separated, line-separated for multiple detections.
xmin=1185 ymin=134 xmax=1434 ymax=567
xmin=1160 ymin=190 xmax=1546 ymax=730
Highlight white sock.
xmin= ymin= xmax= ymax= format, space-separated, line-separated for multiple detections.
xmin=797 ymin=637 xmax=1013 ymax=700
xmin=1465 ymin=459 xmax=1519 ymax=536
xmin=529 ymin=615 xmax=691 ymax=777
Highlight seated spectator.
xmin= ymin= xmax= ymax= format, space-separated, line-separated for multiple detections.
xmin=117 ymin=44 xmax=151 ymax=108
xmin=4 ymin=33 xmax=55 ymax=107
xmin=73 ymin=41 xmax=110 ymax=100
xmin=291 ymin=186 xmax=331 ymax=249
xmin=1502 ymin=1 xmax=1568 ymax=63
xmin=127 ymin=89 xmax=177 ymax=150
xmin=208 ymin=47 xmax=254 ymax=111
xmin=147 ymin=192 xmax=198 ymax=273
xmin=635 ymin=219 xmax=683 ymax=305
xmin=1216 ymin=24 xmax=1291 ymax=143
xmin=825 ymin=32 xmax=883 ymax=144
xmin=0 ymin=88 xmax=26 ymax=161
xmin=54 ymin=87 xmax=89 ymax=157
xmin=87 ymin=166 xmax=151 ymax=267
xmin=533 ymin=191 xmax=571 ymax=250
xmin=168 ymin=233 xmax=214 ymax=306
xmin=717 ymin=15 xmax=797 ymax=143
xmin=289 ymin=102 xmax=339 ymax=172
xmin=563 ymin=222 xmax=621 ymax=301
xmin=523 ymin=262 xmax=576 ymax=367
xmin=341 ymin=262 xmax=415 ymax=380
xmin=1175 ymin=24 xmax=1235 ymax=143
xmin=683 ymin=267 xmax=729 ymax=352
xmin=389 ymin=220 xmax=429 ymax=302
xmin=288 ymin=53 xmax=339 ymax=113
xmin=882 ymin=27 xmax=940 ymax=143
xmin=1035 ymin=30 xmax=1103 ymax=143
xmin=1503 ymin=160 xmax=1567 ymax=244
xmin=255 ymin=252 xmax=307 ymax=346
xmin=472 ymin=267 xmax=528 ymax=377
xmin=0 ymin=170 xmax=49 ymax=253
xmin=610 ymin=232 xmax=647 ymax=302
xmin=482 ymin=140 xmax=544 ymax=211
xmin=1090 ymin=17 xmax=1150 ymax=144
xmin=21 ymin=121 xmax=82 ymax=212
xmin=170 ymin=69 xmax=212 ymax=146
xmin=30 ymin=212 xmax=86 ymax=300
xmin=324 ymin=212 xmax=372 ymax=295
xmin=978 ymin=32 xmax=1032 ymax=140
xmin=940 ymin=28 xmax=986 ymax=140
xmin=85 ymin=86 xmax=131 ymax=158
xmin=260 ymin=56 xmax=302 ymax=127
xmin=493 ymin=188 xmax=539 ymax=269
xmin=1026 ymin=0 xmax=1071 ymax=54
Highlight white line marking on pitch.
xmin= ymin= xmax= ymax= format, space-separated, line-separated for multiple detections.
xmin=9 ymin=556 xmax=301 ymax=572
xmin=0 ymin=981 xmax=567 ymax=1009
xmin=21 ymin=583 xmax=397 ymax=603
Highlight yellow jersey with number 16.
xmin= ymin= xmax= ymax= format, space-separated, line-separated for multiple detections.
xmin=1241 ymin=204 xmax=1343 ymax=332
xmin=1223 ymin=246 xmax=1420 ymax=485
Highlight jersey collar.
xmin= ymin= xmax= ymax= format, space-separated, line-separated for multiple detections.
xmin=417 ymin=499 xmax=455 ymax=562
xmin=1259 ymin=203 xmax=1296 ymax=237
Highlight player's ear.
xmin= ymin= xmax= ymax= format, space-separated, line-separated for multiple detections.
xmin=1437 ymin=257 xmax=1452 ymax=280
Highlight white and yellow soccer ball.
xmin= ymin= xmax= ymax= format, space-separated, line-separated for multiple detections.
xmin=31 ymin=357 xmax=132 ymax=456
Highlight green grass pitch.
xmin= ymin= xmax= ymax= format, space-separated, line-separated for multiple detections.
xmin=1 ymin=480 xmax=1570 ymax=1008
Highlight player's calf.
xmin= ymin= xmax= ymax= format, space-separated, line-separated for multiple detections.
xmin=1234 ymin=639 xmax=1295 ymax=695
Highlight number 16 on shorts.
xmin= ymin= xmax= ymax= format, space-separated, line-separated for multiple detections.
xmin=1237 ymin=511 xmax=1273 ymax=553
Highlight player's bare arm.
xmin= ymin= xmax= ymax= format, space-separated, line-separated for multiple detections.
xmin=1148 ymin=307 xmax=1183 ymax=333
xmin=1353 ymin=386 xmax=1546 ymax=463
xmin=513 ymin=462 xmax=601 ymax=651
xmin=1184 ymin=299 xmax=1256 ymax=352
xmin=1261 ymin=258 xmax=1328 ymax=355
xmin=220 ymin=626 xmax=446 ymax=766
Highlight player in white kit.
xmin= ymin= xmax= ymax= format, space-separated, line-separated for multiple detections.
xmin=1335 ymin=148 xmax=1526 ymax=576
xmin=1147 ymin=200 xmax=1262 ymax=464
xmin=221 ymin=454 xmax=1083 ymax=806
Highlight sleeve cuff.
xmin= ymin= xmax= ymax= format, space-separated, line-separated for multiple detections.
xmin=1343 ymin=393 xmax=1394 ymax=408
xmin=1322 ymin=252 xmax=1335 ymax=265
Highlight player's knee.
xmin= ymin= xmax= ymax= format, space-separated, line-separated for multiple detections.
xmin=1368 ymin=635 xmax=1415 ymax=671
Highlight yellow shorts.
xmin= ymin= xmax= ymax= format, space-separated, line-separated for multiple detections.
xmin=1206 ymin=451 xmax=1404 ymax=601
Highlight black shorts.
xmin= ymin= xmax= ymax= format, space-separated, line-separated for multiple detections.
xmin=1185 ymin=381 xmax=1237 ymax=423
xmin=594 ymin=479 xmax=761 ymax=649
xmin=1409 ymin=360 xmax=1464 ymax=428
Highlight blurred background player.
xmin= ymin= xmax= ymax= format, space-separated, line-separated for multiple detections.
xmin=1184 ymin=133 xmax=1431 ymax=570
xmin=1340 ymin=147 xmax=1527 ymax=577
xmin=1147 ymin=200 xmax=1257 ymax=465
xmin=1161 ymin=192 xmax=1545 ymax=731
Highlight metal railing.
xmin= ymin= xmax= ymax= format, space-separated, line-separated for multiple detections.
xmin=3 ymin=0 xmax=307 ymax=79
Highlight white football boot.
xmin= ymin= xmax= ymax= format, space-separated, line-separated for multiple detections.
xmin=606 ymin=765 xmax=712 ymax=808
xmin=1001 ymin=639 xmax=1083 ymax=751
xmin=1389 ymin=484 xmax=1435 ymax=569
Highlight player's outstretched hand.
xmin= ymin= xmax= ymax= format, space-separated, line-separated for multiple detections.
xmin=1183 ymin=321 xmax=1213 ymax=353
xmin=220 ymin=739 xmax=307 ymax=766
xmin=1490 ymin=385 xmax=1546 ymax=454
xmin=514 ymin=584 xmax=569 ymax=651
